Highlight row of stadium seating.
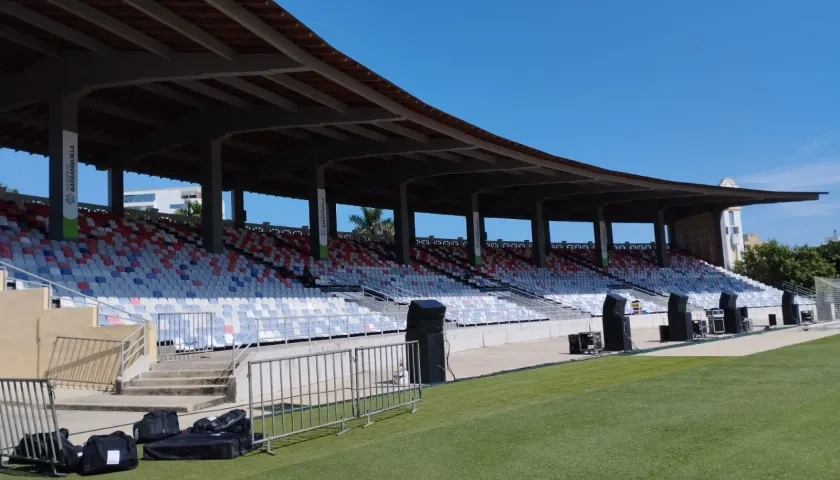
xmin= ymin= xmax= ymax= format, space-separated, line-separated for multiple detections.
xmin=0 ymin=198 xmax=787 ymax=348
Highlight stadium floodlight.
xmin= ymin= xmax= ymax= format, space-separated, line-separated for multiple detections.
xmin=803 ymin=278 xmax=840 ymax=331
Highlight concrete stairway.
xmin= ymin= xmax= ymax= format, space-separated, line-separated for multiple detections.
xmin=119 ymin=358 xmax=234 ymax=410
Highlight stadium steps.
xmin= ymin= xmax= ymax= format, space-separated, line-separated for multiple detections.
xmin=119 ymin=359 xmax=234 ymax=406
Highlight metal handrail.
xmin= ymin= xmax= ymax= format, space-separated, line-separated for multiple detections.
xmin=120 ymin=324 xmax=147 ymax=377
xmin=0 ymin=259 xmax=147 ymax=324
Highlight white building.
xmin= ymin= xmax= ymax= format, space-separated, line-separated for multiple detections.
xmin=123 ymin=186 xmax=225 ymax=217
xmin=719 ymin=178 xmax=744 ymax=269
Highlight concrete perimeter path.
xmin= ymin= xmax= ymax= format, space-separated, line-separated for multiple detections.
xmin=642 ymin=326 xmax=840 ymax=357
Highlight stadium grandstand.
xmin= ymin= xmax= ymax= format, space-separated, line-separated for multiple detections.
xmin=0 ymin=1 xmax=824 ymax=399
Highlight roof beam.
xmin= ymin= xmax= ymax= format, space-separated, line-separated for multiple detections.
xmin=0 ymin=1 xmax=115 ymax=56
xmin=263 ymin=74 xmax=348 ymax=112
xmin=459 ymin=149 xmax=497 ymax=162
xmin=0 ymin=25 xmax=60 ymax=57
xmin=122 ymin=0 xmax=237 ymax=60
xmin=80 ymin=98 xmax=166 ymax=127
xmin=334 ymin=124 xmax=388 ymax=141
xmin=175 ymin=80 xmax=251 ymax=109
xmin=254 ymin=137 xmax=472 ymax=181
xmin=216 ymin=77 xmax=297 ymax=111
xmin=303 ymin=126 xmax=347 ymax=140
xmin=138 ymin=84 xmax=207 ymax=108
xmin=373 ymin=121 xmax=429 ymax=142
xmin=333 ymin=158 xmax=531 ymax=196
xmin=43 ymin=0 xmax=173 ymax=59
xmin=425 ymin=151 xmax=462 ymax=162
xmin=104 ymin=106 xmax=399 ymax=166
xmin=0 ymin=52 xmax=305 ymax=111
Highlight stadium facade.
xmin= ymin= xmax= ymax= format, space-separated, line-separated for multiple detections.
xmin=123 ymin=186 xmax=226 ymax=217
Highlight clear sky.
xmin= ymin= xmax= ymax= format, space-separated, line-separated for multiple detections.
xmin=1 ymin=0 xmax=838 ymax=245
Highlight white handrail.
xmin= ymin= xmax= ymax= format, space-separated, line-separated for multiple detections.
xmin=0 ymin=259 xmax=147 ymax=324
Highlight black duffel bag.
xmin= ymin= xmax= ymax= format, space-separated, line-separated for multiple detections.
xmin=192 ymin=409 xmax=249 ymax=434
xmin=133 ymin=409 xmax=180 ymax=444
xmin=13 ymin=428 xmax=83 ymax=474
xmin=81 ymin=430 xmax=138 ymax=475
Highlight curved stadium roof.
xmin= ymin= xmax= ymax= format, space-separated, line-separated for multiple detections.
xmin=0 ymin=0 xmax=823 ymax=223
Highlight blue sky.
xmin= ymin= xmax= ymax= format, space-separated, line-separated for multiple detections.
xmin=1 ymin=0 xmax=838 ymax=245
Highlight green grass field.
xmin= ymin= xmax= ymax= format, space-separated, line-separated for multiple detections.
xmin=76 ymin=336 xmax=840 ymax=479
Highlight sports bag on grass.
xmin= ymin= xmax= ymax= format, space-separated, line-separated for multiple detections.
xmin=13 ymin=428 xmax=83 ymax=474
xmin=81 ymin=430 xmax=138 ymax=475
xmin=133 ymin=409 xmax=180 ymax=443
xmin=192 ymin=409 xmax=248 ymax=433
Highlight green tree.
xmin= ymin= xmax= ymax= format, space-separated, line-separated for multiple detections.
xmin=348 ymin=207 xmax=394 ymax=239
xmin=0 ymin=182 xmax=19 ymax=195
xmin=734 ymin=240 xmax=835 ymax=290
xmin=817 ymin=238 xmax=840 ymax=274
xmin=174 ymin=200 xmax=202 ymax=218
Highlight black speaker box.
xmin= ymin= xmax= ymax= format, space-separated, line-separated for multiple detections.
xmin=782 ymin=291 xmax=800 ymax=325
xmin=602 ymin=294 xmax=632 ymax=351
xmin=667 ymin=292 xmax=693 ymax=341
xmin=405 ymin=331 xmax=446 ymax=385
xmin=719 ymin=291 xmax=742 ymax=334
xmin=670 ymin=312 xmax=694 ymax=341
xmin=406 ymin=299 xmax=446 ymax=334
xmin=668 ymin=292 xmax=688 ymax=314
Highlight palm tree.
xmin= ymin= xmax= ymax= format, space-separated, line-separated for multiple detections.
xmin=348 ymin=207 xmax=394 ymax=239
xmin=174 ymin=199 xmax=202 ymax=218
xmin=0 ymin=182 xmax=19 ymax=195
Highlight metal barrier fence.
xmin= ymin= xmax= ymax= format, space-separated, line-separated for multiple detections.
xmin=156 ymin=312 xmax=217 ymax=361
xmin=0 ymin=379 xmax=64 ymax=475
xmin=355 ymin=341 xmax=421 ymax=425
xmin=247 ymin=341 xmax=422 ymax=453
xmin=45 ymin=336 xmax=123 ymax=391
xmin=248 ymin=350 xmax=355 ymax=453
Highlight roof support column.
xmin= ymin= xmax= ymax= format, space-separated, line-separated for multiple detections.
xmin=308 ymin=164 xmax=329 ymax=261
xmin=48 ymin=95 xmax=79 ymax=241
xmin=394 ymin=182 xmax=411 ymax=265
xmin=479 ymin=214 xmax=487 ymax=247
xmin=328 ymin=201 xmax=338 ymax=238
xmin=605 ymin=221 xmax=615 ymax=249
xmin=107 ymin=167 xmax=124 ymax=217
xmin=654 ymin=209 xmax=669 ymax=267
xmin=544 ymin=220 xmax=552 ymax=250
xmin=465 ymin=193 xmax=482 ymax=266
xmin=200 ymin=136 xmax=223 ymax=254
xmin=408 ymin=205 xmax=416 ymax=246
xmin=531 ymin=199 xmax=547 ymax=268
xmin=593 ymin=206 xmax=609 ymax=269
xmin=231 ymin=189 xmax=246 ymax=230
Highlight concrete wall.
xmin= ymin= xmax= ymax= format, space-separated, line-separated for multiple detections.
xmin=0 ymin=269 xmax=5 ymax=291
xmin=234 ymin=314 xmax=671 ymax=402
xmin=0 ymin=287 xmax=154 ymax=386
xmin=673 ymin=211 xmax=722 ymax=266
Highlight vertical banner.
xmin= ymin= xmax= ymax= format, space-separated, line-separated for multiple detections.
xmin=472 ymin=211 xmax=482 ymax=266
xmin=598 ymin=220 xmax=609 ymax=268
xmin=317 ymin=188 xmax=329 ymax=259
xmin=62 ymin=130 xmax=78 ymax=238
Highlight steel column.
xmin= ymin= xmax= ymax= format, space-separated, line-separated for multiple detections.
xmin=48 ymin=95 xmax=79 ymax=241
xmin=200 ymin=136 xmax=223 ymax=253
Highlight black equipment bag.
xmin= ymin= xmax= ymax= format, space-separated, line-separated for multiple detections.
xmin=12 ymin=428 xmax=83 ymax=474
xmin=143 ymin=431 xmax=263 ymax=461
xmin=192 ymin=409 xmax=249 ymax=434
xmin=133 ymin=409 xmax=180 ymax=443
xmin=81 ymin=430 xmax=138 ymax=475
